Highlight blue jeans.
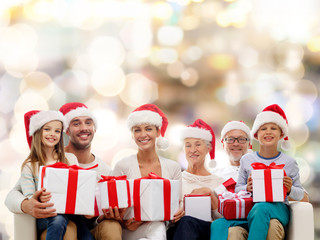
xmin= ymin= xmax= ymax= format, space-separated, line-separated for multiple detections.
xmin=37 ymin=215 xmax=68 ymax=240
xmin=37 ymin=214 xmax=94 ymax=240
xmin=210 ymin=202 xmax=290 ymax=240
xmin=167 ymin=216 xmax=211 ymax=240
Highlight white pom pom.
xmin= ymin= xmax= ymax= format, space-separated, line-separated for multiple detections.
xmin=208 ymin=160 xmax=217 ymax=168
xmin=156 ymin=137 xmax=169 ymax=151
xmin=281 ymin=140 xmax=291 ymax=151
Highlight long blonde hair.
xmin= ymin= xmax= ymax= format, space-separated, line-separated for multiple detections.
xmin=21 ymin=122 xmax=69 ymax=176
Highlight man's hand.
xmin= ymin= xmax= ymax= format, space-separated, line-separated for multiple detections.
xmin=98 ymin=207 xmax=127 ymax=223
xmin=122 ymin=218 xmax=144 ymax=231
xmin=21 ymin=188 xmax=57 ymax=218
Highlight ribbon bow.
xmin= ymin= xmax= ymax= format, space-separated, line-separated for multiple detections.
xmin=221 ymin=190 xmax=252 ymax=201
xmin=251 ymin=162 xmax=285 ymax=170
xmin=98 ymin=175 xmax=128 ymax=183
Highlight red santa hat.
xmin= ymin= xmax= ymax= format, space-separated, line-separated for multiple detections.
xmin=251 ymin=104 xmax=290 ymax=150
xmin=180 ymin=119 xmax=216 ymax=167
xmin=127 ymin=104 xmax=169 ymax=150
xmin=24 ymin=110 xmax=66 ymax=148
xmin=59 ymin=102 xmax=97 ymax=129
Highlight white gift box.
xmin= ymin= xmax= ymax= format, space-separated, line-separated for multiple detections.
xmin=252 ymin=169 xmax=285 ymax=202
xmin=38 ymin=165 xmax=97 ymax=215
xmin=214 ymin=178 xmax=236 ymax=195
xmin=95 ymin=179 xmax=131 ymax=215
xmin=124 ymin=178 xmax=180 ymax=221
xmin=184 ymin=195 xmax=211 ymax=222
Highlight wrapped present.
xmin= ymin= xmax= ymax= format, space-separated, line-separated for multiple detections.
xmin=218 ymin=191 xmax=253 ymax=220
xmin=214 ymin=178 xmax=236 ymax=195
xmin=95 ymin=175 xmax=131 ymax=216
xmin=124 ymin=172 xmax=180 ymax=221
xmin=251 ymin=162 xmax=287 ymax=202
xmin=184 ymin=194 xmax=211 ymax=222
xmin=38 ymin=162 xmax=97 ymax=215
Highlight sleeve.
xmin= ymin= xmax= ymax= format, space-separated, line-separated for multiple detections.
xmin=20 ymin=164 xmax=37 ymax=199
xmin=5 ymin=180 xmax=26 ymax=214
xmin=112 ymin=160 xmax=126 ymax=176
xmin=235 ymin=157 xmax=249 ymax=193
xmin=65 ymin=152 xmax=79 ymax=166
xmin=212 ymin=209 xmax=223 ymax=220
xmin=286 ymin=159 xmax=304 ymax=201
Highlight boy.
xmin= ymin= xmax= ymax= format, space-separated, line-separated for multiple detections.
xmin=211 ymin=104 xmax=304 ymax=240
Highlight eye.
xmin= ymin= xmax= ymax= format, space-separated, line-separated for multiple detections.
xmin=86 ymin=120 xmax=93 ymax=125
xmin=134 ymin=129 xmax=141 ymax=133
xmin=55 ymin=130 xmax=61 ymax=133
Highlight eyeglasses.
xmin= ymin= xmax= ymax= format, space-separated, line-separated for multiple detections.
xmin=224 ymin=137 xmax=248 ymax=144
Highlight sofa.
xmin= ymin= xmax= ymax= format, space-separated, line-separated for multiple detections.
xmin=13 ymin=201 xmax=314 ymax=240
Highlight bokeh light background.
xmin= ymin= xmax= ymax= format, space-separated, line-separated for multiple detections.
xmin=1 ymin=0 xmax=320 ymax=239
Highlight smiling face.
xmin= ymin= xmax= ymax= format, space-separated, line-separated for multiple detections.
xmin=66 ymin=116 xmax=95 ymax=150
xmin=184 ymin=138 xmax=210 ymax=168
xmin=256 ymin=122 xmax=283 ymax=147
xmin=132 ymin=124 xmax=160 ymax=151
xmin=223 ymin=129 xmax=250 ymax=165
xmin=41 ymin=120 xmax=63 ymax=149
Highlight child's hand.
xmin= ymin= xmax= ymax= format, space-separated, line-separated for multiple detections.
xmin=246 ymin=176 xmax=253 ymax=192
xmin=39 ymin=189 xmax=52 ymax=203
xmin=283 ymin=176 xmax=293 ymax=194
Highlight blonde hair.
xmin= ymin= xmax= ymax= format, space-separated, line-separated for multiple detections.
xmin=21 ymin=122 xmax=69 ymax=176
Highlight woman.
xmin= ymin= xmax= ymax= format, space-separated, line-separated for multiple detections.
xmin=113 ymin=104 xmax=182 ymax=240
xmin=167 ymin=119 xmax=225 ymax=240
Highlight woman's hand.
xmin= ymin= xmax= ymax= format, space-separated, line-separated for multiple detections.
xmin=211 ymin=194 xmax=219 ymax=210
xmin=171 ymin=207 xmax=184 ymax=223
xmin=190 ymin=187 xmax=211 ymax=195
xmin=283 ymin=176 xmax=293 ymax=194
xmin=98 ymin=207 xmax=127 ymax=223
xmin=39 ymin=189 xmax=51 ymax=203
xmin=246 ymin=176 xmax=253 ymax=192
xmin=122 ymin=218 xmax=144 ymax=231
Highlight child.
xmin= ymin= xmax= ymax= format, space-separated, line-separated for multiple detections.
xmin=210 ymin=104 xmax=305 ymax=240
xmin=21 ymin=110 xmax=93 ymax=240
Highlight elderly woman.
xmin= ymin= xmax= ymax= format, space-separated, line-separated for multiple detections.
xmin=113 ymin=104 xmax=182 ymax=240
xmin=167 ymin=119 xmax=225 ymax=240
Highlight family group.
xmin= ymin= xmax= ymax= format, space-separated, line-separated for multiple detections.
xmin=5 ymin=102 xmax=306 ymax=240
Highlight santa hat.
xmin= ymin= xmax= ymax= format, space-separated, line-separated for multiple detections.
xmin=24 ymin=110 xmax=66 ymax=148
xmin=251 ymin=104 xmax=290 ymax=150
xmin=59 ymin=102 xmax=97 ymax=129
xmin=220 ymin=120 xmax=251 ymax=141
xmin=180 ymin=119 xmax=216 ymax=167
xmin=127 ymin=104 xmax=169 ymax=150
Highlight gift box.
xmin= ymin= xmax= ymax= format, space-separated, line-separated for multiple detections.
xmin=218 ymin=191 xmax=253 ymax=220
xmin=124 ymin=172 xmax=180 ymax=221
xmin=38 ymin=162 xmax=97 ymax=215
xmin=95 ymin=175 xmax=131 ymax=216
xmin=214 ymin=178 xmax=236 ymax=195
xmin=251 ymin=162 xmax=287 ymax=202
xmin=184 ymin=194 xmax=211 ymax=222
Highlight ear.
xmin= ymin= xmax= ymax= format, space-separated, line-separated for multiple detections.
xmin=66 ymin=128 xmax=71 ymax=136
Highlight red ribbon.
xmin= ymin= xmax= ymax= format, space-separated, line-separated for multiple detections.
xmin=40 ymin=162 xmax=98 ymax=214
xmin=98 ymin=175 xmax=131 ymax=208
xmin=133 ymin=172 xmax=171 ymax=221
xmin=251 ymin=162 xmax=287 ymax=201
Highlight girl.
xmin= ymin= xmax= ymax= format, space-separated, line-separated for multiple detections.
xmin=113 ymin=104 xmax=182 ymax=240
xmin=21 ymin=110 xmax=93 ymax=240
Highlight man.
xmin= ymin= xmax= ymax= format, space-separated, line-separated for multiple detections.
xmin=5 ymin=102 xmax=122 ymax=240
xmin=212 ymin=120 xmax=285 ymax=240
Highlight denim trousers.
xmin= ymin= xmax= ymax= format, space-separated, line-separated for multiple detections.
xmin=167 ymin=216 xmax=212 ymax=240
xmin=37 ymin=214 xmax=94 ymax=240
xmin=210 ymin=202 xmax=290 ymax=240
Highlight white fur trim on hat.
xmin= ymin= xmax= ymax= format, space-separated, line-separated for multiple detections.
xmin=220 ymin=121 xmax=251 ymax=141
xmin=180 ymin=127 xmax=212 ymax=142
xmin=64 ymin=107 xmax=98 ymax=129
xmin=29 ymin=110 xmax=66 ymax=136
xmin=127 ymin=110 xmax=163 ymax=130
xmin=251 ymin=111 xmax=288 ymax=140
